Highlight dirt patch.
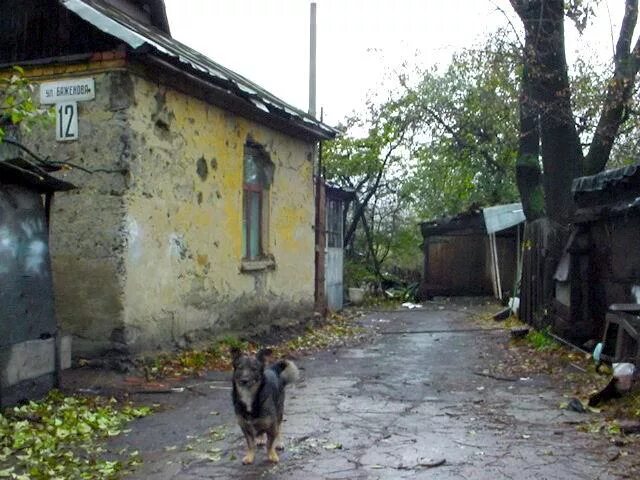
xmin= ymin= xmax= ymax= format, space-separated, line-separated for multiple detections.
xmin=471 ymin=309 xmax=640 ymax=474
xmin=61 ymin=310 xmax=371 ymax=398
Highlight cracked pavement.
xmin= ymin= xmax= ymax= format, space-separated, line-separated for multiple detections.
xmin=109 ymin=299 xmax=638 ymax=479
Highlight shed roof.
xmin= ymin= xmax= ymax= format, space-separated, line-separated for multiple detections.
xmin=572 ymin=164 xmax=640 ymax=194
xmin=572 ymin=163 xmax=640 ymax=209
xmin=420 ymin=208 xmax=485 ymax=237
xmin=0 ymin=140 xmax=75 ymax=193
xmin=421 ymin=203 xmax=525 ymax=237
xmin=324 ymin=180 xmax=355 ymax=201
xmin=482 ymin=203 xmax=525 ymax=234
xmin=60 ymin=0 xmax=339 ymax=141
xmin=0 ymin=158 xmax=76 ymax=193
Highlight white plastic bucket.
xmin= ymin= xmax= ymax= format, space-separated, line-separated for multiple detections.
xmin=613 ymin=363 xmax=636 ymax=392
xmin=348 ymin=287 xmax=365 ymax=305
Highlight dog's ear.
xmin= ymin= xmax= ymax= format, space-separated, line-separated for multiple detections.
xmin=256 ymin=348 xmax=273 ymax=365
xmin=229 ymin=346 xmax=242 ymax=366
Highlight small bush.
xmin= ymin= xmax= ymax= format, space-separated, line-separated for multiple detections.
xmin=216 ymin=336 xmax=249 ymax=351
xmin=526 ymin=327 xmax=559 ymax=351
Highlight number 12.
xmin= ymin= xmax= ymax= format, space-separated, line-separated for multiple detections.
xmin=58 ymin=104 xmax=75 ymax=139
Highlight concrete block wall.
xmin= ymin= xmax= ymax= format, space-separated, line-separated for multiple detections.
xmin=25 ymin=62 xmax=132 ymax=357
xmin=0 ymin=335 xmax=72 ymax=407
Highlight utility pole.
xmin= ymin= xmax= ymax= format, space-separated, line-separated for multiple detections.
xmin=309 ymin=2 xmax=317 ymax=118
xmin=311 ymin=2 xmax=326 ymax=316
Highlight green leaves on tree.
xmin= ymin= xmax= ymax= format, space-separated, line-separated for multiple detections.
xmin=0 ymin=66 xmax=54 ymax=142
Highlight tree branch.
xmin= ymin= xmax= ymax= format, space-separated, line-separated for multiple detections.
xmin=492 ymin=1 xmax=524 ymax=49
xmin=586 ymin=0 xmax=640 ymax=174
xmin=343 ymin=128 xmax=407 ymax=247
xmin=422 ymin=105 xmax=506 ymax=174
xmin=616 ymin=0 xmax=638 ymax=64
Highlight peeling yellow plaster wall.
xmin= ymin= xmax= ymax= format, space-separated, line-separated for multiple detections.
xmin=122 ymin=74 xmax=317 ymax=349
xmin=17 ymin=62 xmax=318 ymax=354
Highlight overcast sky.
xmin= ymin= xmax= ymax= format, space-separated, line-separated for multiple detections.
xmin=164 ymin=0 xmax=625 ymax=126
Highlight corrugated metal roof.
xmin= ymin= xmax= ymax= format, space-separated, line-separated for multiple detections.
xmin=572 ymin=164 xmax=640 ymax=193
xmin=324 ymin=180 xmax=355 ymax=200
xmin=572 ymin=164 xmax=640 ymax=211
xmin=482 ymin=202 xmax=525 ymax=234
xmin=420 ymin=207 xmax=485 ymax=236
xmin=60 ymin=0 xmax=339 ymax=140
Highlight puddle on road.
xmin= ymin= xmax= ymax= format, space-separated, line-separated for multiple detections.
xmin=340 ymin=348 xmax=382 ymax=359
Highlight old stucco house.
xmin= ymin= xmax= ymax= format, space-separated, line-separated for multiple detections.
xmin=0 ymin=0 xmax=337 ymax=357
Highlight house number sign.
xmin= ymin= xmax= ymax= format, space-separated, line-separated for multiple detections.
xmin=39 ymin=77 xmax=95 ymax=142
xmin=55 ymin=102 xmax=78 ymax=142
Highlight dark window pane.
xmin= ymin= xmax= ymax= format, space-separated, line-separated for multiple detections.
xmin=242 ymin=192 xmax=248 ymax=257
xmin=326 ymin=199 xmax=343 ymax=248
xmin=249 ymin=191 xmax=261 ymax=258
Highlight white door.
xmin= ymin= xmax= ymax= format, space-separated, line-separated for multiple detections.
xmin=325 ymin=198 xmax=344 ymax=311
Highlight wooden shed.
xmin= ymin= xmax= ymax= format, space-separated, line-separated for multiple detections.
xmin=419 ymin=203 xmax=524 ymax=300
xmin=548 ymin=164 xmax=640 ymax=345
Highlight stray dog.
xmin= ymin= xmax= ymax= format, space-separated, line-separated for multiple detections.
xmin=230 ymin=347 xmax=299 ymax=464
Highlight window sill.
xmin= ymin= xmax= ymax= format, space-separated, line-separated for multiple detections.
xmin=241 ymin=257 xmax=276 ymax=272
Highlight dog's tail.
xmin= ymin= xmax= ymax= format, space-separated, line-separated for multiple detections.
xmin=270 ymin=359 xmax=299 ymax=386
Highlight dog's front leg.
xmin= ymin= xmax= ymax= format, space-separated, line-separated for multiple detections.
xmin=240 ymin=425 xmax=256 ymax=464
xmin=274 ymin=430 xmax=284 ymax=450
xmin=274 ymin=416 xmax=285 ymax=450
xmin=266 ymin=428 xmax=280 ymax=463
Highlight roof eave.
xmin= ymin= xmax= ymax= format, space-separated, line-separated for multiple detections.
xmin=136 ymin=52 xmax=337 ymax=141
xmin=60 ymin=0 xmax=339 ymax=142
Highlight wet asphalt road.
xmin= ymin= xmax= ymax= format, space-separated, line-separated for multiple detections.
xmin=112 ymin=300 xmax=633 ymax=479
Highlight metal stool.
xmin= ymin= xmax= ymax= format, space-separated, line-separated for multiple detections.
xmin=601 ymin=304 xmax=640 ymax=365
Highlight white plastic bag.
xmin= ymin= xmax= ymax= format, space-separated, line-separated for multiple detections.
xmin=613 ymin=363 xmax=636 ymax=392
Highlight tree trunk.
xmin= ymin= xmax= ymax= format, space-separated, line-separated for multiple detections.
xmin=512 ymin=0 xmax=583 ymax=225
xmin=360 ymin=212 xmax=384 ymax=282
xmin=532 ymin=0 xmax=583 ymax=224
xmin=515 ymin=51 xmax=545 ymax=220
xmin=511 ymin=0 xmax=640 ymax=338
xmin=511 ymin=0 xmax=582 ymax=330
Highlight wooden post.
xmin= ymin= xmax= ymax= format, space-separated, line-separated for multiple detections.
xmin=45 ymin=192 xmax=62 ymax=389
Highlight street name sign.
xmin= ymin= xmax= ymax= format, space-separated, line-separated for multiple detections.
xmin=40 ymin=77 xmax=95 ymax=104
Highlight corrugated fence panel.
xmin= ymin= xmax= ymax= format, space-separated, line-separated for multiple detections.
xmin=0 ymin=185 xmax=56 ymax=349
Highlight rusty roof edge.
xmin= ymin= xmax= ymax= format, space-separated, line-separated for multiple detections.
xmin=60 ymin=0 xmax=339 ymax=140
